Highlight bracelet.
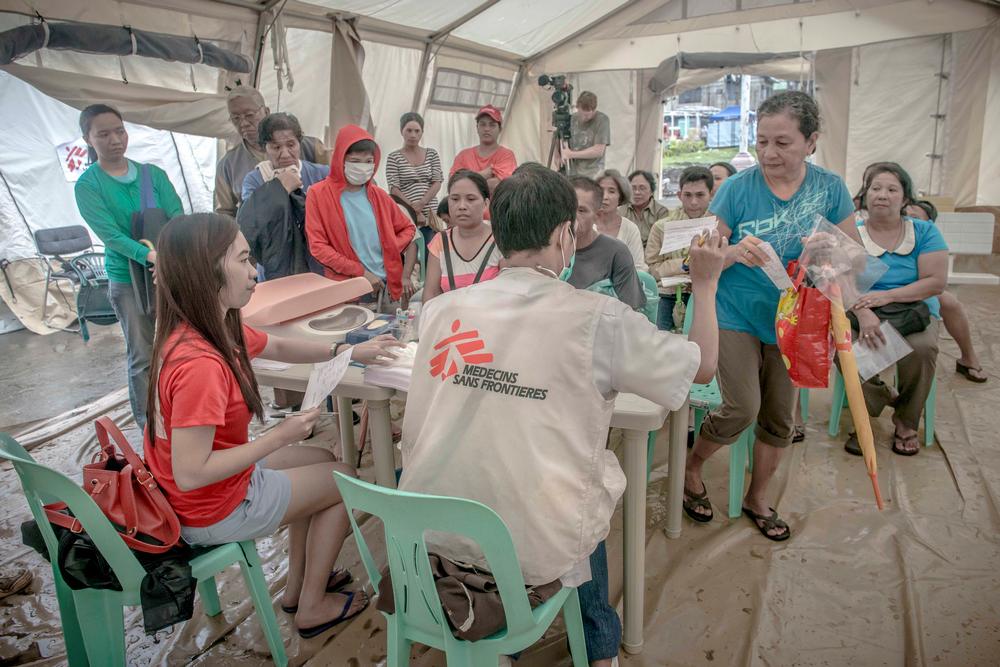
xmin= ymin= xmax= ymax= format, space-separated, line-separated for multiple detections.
xmin=330 ymin=342 xmax=344 ymax=359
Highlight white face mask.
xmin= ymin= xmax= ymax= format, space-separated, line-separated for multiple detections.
xmin=344 ymin=161 xmax=374 ymax=185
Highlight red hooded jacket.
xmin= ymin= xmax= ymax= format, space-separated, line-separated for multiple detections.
xmin=305 ymin=125 xmax=415 ymax=300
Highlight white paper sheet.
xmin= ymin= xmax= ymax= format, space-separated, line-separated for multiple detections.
xmin=757 ymin=241 xmax=795 ymax=291
xmin=251 ymin=358 xmax=292 ymax=372
xmin=659 ymin=216 xmax=718 ymax=255
xmin=660 ymin=275 xmax=692 ymax=289
xmin=301 ymin=347 xmax=353 ymax=410
xmin=853 ymin=322 xmax=913 ymax=381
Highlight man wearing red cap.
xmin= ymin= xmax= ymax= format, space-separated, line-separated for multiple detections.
xmin=450 ymin=105 xmax=518 ymax=196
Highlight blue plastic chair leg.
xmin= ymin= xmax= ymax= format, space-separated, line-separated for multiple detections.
xmin=197 ymin=577 xmax=222 ymax=616
xmin=563 ymin=588 xmax=589 ymax=667
xmin=924 ymin=376 xmax=937 ymax=446
xmin=799 ymin=388 xmax=810 ymax=422
xmin=728 ymin=432 xmax=749 ymax=519
xmin=828 ymin=370 xmax=847 ymax=436
xmin=237 ymin=541 xmax=288 ymax=667
xmin=72 ymin=588 xmax=127 ymax=666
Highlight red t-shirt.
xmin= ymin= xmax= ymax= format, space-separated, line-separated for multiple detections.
xmin=449 ymin=145 xmax=517 ymax=180
xmin=145 ymin=323 xmax=268 ymax=527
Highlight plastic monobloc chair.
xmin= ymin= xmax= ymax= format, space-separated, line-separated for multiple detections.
xmin=0 ymin=433 xmax=287 ymax=667
xmin=827 ymin=367 xmax=936 ymax=446
xmin=333 ymin=472 xmax=588 ymax=667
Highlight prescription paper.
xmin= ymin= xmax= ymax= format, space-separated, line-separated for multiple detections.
xmin=757 ymin=241 xmax=794 ymax=291
xmin=301 ymin=347 xmax=353 ymax=410
xmin=659 ymin=216 xmax=718 ymax=255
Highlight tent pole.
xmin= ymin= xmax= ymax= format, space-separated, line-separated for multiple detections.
xmin=411 ymin=43 xmax=433 ymax=112
xmin=504 ymin=64 xmax=527 ymax=121
xmin=251 ymin=0 xmax=286 ymax=88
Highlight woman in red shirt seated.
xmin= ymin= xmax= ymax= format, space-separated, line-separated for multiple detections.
xmin=145 ymin=213 xmax=402 ymax=638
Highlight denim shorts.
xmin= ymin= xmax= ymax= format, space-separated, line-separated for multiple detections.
xmin=180 ymin=464 xmax=292 ymax=546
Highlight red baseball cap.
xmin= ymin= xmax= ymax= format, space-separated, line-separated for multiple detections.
xmin=476 ymin=105 xmax=503 ymax=126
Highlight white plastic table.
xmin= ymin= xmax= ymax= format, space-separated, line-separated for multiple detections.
xmin=610 ymin=392 xmax=688 ymax=654
xmin=253 ymin=363 xmax=399 ymax=489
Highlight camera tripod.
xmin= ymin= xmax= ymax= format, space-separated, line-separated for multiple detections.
xmin=547 ymin=131 xmax=572 ymax=174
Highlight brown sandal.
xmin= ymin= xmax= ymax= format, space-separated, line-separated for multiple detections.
xmin=742 ymin=506 xmax=790 ymax=541
xmin=892 ymin=432 xmax=920 ymax=456
xmin=683 ymin=484 xmax=714 ymax=523
xmin=956 ymin=361 xmax=988 ymax=383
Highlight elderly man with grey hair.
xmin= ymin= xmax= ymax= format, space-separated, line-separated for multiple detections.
xmin=214 ymin=86 xmax=331 ymax=217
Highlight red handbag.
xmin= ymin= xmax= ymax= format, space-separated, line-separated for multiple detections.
xmin=775 ymin=261 xmax=833 ymax=389
xmin=44 ymin=417 xmax=181 ymax=554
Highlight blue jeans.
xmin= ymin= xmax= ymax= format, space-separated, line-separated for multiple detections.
xmin=107 ymin=282 xmax=155 ymax=430
xmin=576 ymin=541 xmax=621 ymax=661
xmin=657 ymin=292 xmax=690 ymax=331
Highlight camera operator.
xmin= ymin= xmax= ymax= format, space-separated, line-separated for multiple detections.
xmin=561 ymin=91 xmax=610 ymax=179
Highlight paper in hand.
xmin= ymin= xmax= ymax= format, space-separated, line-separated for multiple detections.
xmin=757 ymin=241 xmax=795 ymax=291
xmin=301 ymin=347 xmax=353 ymax=410
xmin=659 ymin=216 xmax=718 ymax=255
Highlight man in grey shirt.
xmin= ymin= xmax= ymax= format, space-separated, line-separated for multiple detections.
xmin=561 ymin=91 xmax=610 ymax=179
xmin=566 ymin=176 xmax=645 ymax=310
xmin=215 ymin=86 xmax=330 ymax=217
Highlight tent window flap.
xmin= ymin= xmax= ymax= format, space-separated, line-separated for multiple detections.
xmin=429 ymin=67 xmax=511 ymax=110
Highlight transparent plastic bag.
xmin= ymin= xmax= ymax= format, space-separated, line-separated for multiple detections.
xmin=853 ymin=322 xmax=914 ymax=381
xmin=798 ymin=216 xmax=888 ymax=310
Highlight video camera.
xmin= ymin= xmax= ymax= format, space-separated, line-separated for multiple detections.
xmin=538 ymin=74 xmax=573 ymax=141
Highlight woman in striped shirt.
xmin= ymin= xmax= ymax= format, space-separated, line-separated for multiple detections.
xmin=386 ymin=112 xmax=443 ymax=250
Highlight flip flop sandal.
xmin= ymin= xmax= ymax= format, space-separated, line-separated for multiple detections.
xmin=792 ymin=425 xmax=806 ymax=443
xmin=742 ymin=506 xmax=791 ymax=542
xmin=844 ymin=432 xmax=862 ymax=457
xmin=956 ymin=361 xmax=988 ymax=383
xmin=892 ymin=432 xmax=920 ymax=456
xmin=683 ymin=484 xmax=714 ymax=523
xmin=297 ymin=589 xmax=370 ymax=639
xmin=281 ymin=569 xmax=354 ymax=613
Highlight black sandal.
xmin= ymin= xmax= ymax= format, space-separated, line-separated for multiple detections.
xmin=742 ymin=506 xmax=791 ymax=541
xmin=281 ymin=569 xmax=354 ymax=613
xmin=892 ymin=432 xmax=920 ymax=456
xmin=683 ymin=484 xmax=714 ymax=523
xmin=297 ymin=590 xmax=370 ymax=639
xmin=844 ymin=432 xmax=862 ymax=457
xmin=956 ymin=361 xmax=988 ymax=383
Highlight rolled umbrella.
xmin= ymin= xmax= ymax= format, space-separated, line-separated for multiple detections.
xmin=829 ymin=283 xmax=884 ymax=510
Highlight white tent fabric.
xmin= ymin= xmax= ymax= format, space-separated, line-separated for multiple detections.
xmin=0 ymin=70 xmax=216 ymax=262
xmin=0 ymin=0 xmax=998 ymax=280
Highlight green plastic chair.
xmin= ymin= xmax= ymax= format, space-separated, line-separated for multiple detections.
xmin=635 ymin=270 xmax=660 ymax=325
xmin=827 ymin=367 xmax=936 ymax=446
xmin=332 ymin=472 xmax=588 ymax=667
xmin=0 ymin=433 xmax=287 ymax=667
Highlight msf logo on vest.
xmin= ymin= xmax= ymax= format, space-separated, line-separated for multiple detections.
xmin=429 ymin=319 xmax=494 ymax=381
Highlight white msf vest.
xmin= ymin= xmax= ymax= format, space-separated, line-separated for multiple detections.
xmin=400 ymin=269 xmax=627 ymax=584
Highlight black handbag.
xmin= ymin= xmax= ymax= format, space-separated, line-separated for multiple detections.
xmin=849 ymin=300 xmax=931 ymax=337
xmin=128 ymin=165 xmax=170 ymax=315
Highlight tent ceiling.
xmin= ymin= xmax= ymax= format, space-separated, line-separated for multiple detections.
xmin=293 ymin=0 xmax=634 ymax=58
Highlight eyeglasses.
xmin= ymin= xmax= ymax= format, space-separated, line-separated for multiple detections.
xmin=229 ymin=108 xmax=263 ymax=124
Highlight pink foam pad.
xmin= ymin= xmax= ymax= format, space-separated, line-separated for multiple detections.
xmin=241 ymin=274 xmax=372 ymax=326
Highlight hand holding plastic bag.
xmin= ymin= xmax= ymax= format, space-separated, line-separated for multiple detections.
xmin=798 ymin=216 xmax=888 ymax=310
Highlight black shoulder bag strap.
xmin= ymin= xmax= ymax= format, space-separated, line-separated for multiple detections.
xmin=440 ymin=230 xmax=457 ymax=291
xmin=472 ymin=240 xmax=497 ymax=285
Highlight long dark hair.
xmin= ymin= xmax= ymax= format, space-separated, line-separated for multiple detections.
xmin=146 ymin=214 xmax=263 ymax=441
